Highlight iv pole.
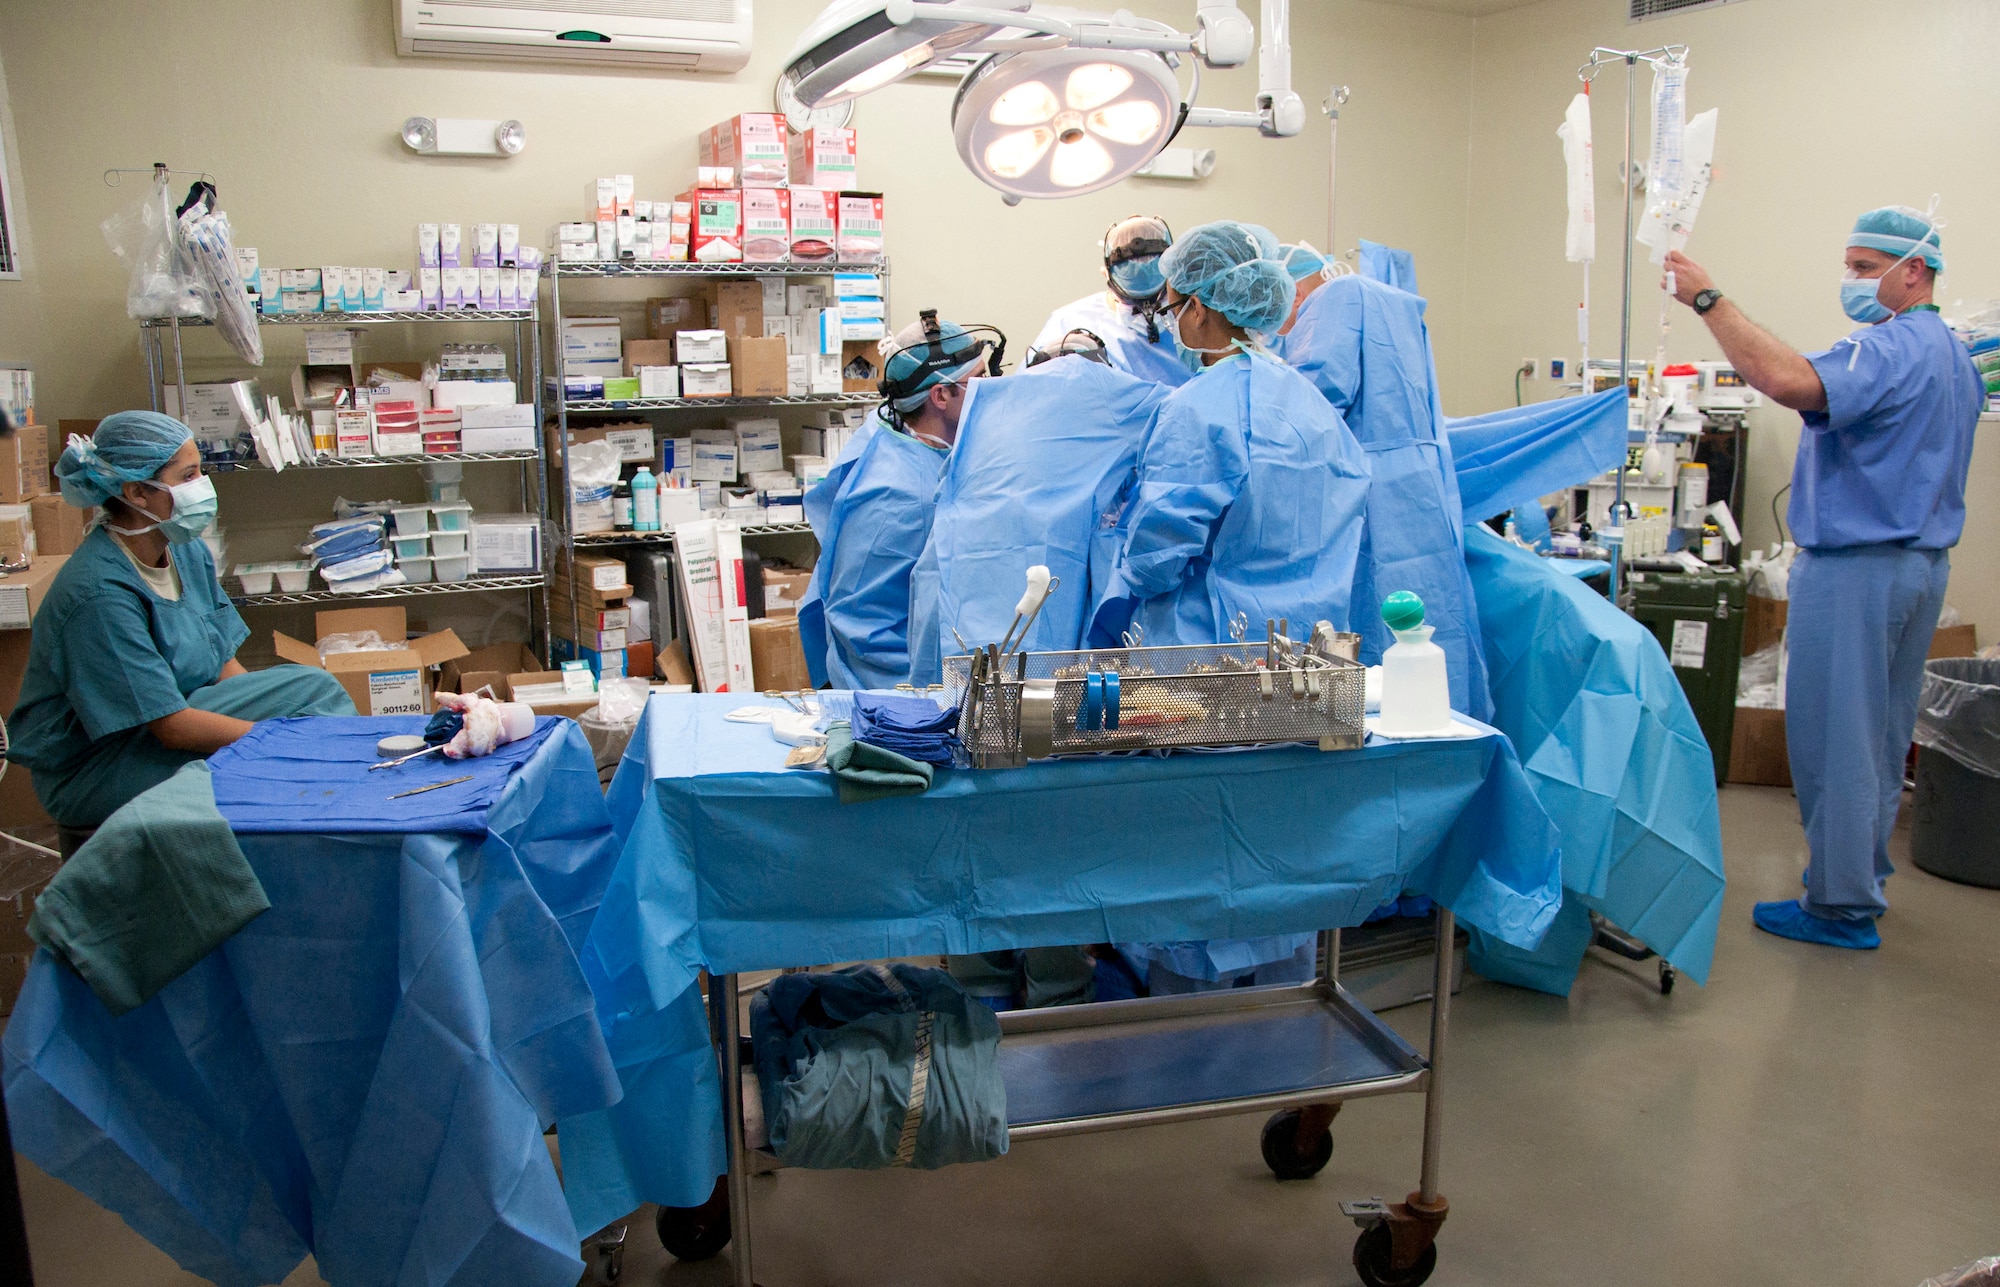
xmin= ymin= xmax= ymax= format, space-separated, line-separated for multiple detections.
xmin=1578 ymin=44 xmax=1686 ymax=608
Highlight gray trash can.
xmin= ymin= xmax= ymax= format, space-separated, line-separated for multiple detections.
xmin=1912 ymin=657 xmax=2000 ymax=888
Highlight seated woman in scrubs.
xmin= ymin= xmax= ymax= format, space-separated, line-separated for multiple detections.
xmin=7 ymin=412 xmax=354 ymax=831
xmin=1092 ymin=222 xmax=1372 ymax=994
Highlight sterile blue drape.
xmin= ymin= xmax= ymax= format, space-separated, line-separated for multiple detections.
xmin=1276 ymin=274 xmax=1491 ymax=720
xmin=908 ymin=358 xmax=1168 ymax=682
xmin=3 ymin=721 xmax=625 ymax=1287
xmin=1357 ymin=239 xmax=1418 ymax=293
xmin=1459 ymin=527 xmax=1726 ymax=995
xmin=1446 ymin=388 xmax=1630 ymax=523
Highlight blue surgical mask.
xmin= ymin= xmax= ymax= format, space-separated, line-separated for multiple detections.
xmin=111 ymin=474 xmax=219 ymax=543
xmin=1110 ymin=256 xmax=1165 ymax=302
xmin=1839 ymin=275 xmax=1892 ymax=325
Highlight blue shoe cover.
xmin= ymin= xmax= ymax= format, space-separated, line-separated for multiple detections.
xmin=1752 ymin=899 xmax=1879 ymax=950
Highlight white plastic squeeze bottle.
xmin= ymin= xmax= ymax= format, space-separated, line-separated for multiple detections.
xmin=1378 ymin=591 xmax=1451 ymax=735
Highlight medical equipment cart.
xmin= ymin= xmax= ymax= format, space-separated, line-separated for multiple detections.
xmin=662 ymin=920 xmax=1458 ymax=1287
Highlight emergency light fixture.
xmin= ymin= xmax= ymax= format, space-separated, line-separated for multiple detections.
xmin=400 ymin=116 xmax=529 ymax=157
xmin=779 ymin=0 xmax=1304 ymax=200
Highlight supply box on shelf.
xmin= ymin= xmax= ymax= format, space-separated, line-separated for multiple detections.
xmin=0 ymin=557 xmax=68 ymax=630
xmin=270 ymin=607 xmax=469 ymax=717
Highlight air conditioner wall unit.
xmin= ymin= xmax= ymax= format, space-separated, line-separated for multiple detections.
xmin=396 ymin=0 xmax=753 ymax=72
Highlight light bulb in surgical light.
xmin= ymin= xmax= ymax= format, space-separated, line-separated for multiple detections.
xmin=834 ymin=42 xmax=933 ymax=99
xmin=1065 ymin=63 xmax=1133 ymax=112
xmin=1088 ymin=100 xmax=1162 ymax=146
xmin=990 ymin=80 xmax=1059 ymax=126
xmin=401 ymin=116 xmax=436 ymax=153
xmin=984 ymin=127 xmax=1053 ymax=179
xmin=494 ymin=120 xmax=526 ymax=155
xmin=1049 ymin=136 xmax=1114 ymax=189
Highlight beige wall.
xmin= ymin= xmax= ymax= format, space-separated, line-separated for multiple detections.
xmin=1460 ymin=0 xmax=2000 ymax=630
xmin=0 ymin=0 xmax=1477 ymax=419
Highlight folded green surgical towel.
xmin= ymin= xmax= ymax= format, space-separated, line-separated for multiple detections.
xmin=29 ymin=762 xmax=267 ymax=1017
xmin=824 ymin=720 xmax=934 ymax=804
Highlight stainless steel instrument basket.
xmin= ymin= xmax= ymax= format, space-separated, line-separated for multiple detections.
xmin=942 ymin=640 xmax=1366 ymax=766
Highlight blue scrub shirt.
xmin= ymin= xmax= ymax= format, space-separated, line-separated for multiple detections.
xmin=1793 ymin=309 xmax=1982 ymax=550
xmin=1033 ymin=292 xmax=1193 ymax=389
xmin=8 ymin=526 xmax=249 ymax=822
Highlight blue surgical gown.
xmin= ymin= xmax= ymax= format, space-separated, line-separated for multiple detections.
xmin=909 ymin=358 xmax=1168 ymax=682
xmin=799 ymin=411 xmax=889 ymax=688
xmin=1792 ymin=309 xmax=1982 ymax=550
xmin=6 ymin=526 xmax=353 ymax=827
xmin=1357 ymin=239 xmax=1418 ymax=294
xmin=1277 ymin=273 xmax=1492 ymax=719
xmin=1091 ymin=349 xmax=1371 ymax=648
xmin=1033 ymin=292 xmax=1193 ymax=389
xmin=801 ymin=424 xmax=949 ymax=691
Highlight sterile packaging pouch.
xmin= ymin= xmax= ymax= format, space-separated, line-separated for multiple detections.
xmin=742 ymin=188 xmax=790 ymax=264
xmin=568 ymin=439 xmax=621 ymax=534
xmin=709 ymin=113 xmax=789 ymax=187
xmin=787 ymin=189 xmax=837 ymax=262
xmin=683 ymin=189 xmax=743 ymax=262
xmin=836 ymin=193 xmax=883 ymax=262
xmin=418 ymin=223 xmax=440 ymax=268
xmin=788 ymin=127 xmax=857 ymax=190
xmin=272 ymin=606 xmax=468 ymax=716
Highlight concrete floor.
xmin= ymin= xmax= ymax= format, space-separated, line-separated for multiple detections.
xmin=16 ymin=784 xmax=2000 ymax=1286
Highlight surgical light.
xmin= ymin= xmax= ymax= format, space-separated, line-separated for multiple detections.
xmin=953 ymin=46 xmax=1179 ymax=199
xmin=780 ymin=0 xmax=1029 ymax=109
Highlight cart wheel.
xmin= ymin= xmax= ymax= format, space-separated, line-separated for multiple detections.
xmin=1659 ymin=962 xmax=1677 ymax=995
xmin=1260 ymin=1109 xmax=1334 ymax=1181
xmin=1353 ymin=1223 xmax=1438 ymax=1287
xmin=655 ymin=1177 xmax=732 ymax=1262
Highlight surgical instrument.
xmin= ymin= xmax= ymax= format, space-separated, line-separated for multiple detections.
xmin=370 ymin=744 xmax=447 ymax=772
xmin=387 ymin=775 xmax=474 ymax=801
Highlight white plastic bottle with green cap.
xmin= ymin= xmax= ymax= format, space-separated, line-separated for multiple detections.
xmin=1378 ymin=591 xmax=1452 ymax=735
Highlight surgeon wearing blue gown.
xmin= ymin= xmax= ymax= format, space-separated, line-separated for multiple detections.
xmin=802 ymin=315 xmax=995 ymax=691
xmin=7 ymin=412 xmax=355 ymax=830
xmin=1032 ymin=215 xmax=1191 ymax=389
xmin=1666 ymin=204 xmax=1980 ymax=950
xmin=1095 ymin=222 xmax=1371 ymax=993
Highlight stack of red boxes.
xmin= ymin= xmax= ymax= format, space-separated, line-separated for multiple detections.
xmin=420 ymin=407 xmax=462 ymax=454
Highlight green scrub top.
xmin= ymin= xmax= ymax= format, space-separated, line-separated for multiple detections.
xmin=8 ymin=525 xmax=250 ymax=816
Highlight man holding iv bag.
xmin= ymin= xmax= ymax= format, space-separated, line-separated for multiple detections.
xmin=1663 ymin=203 xmax=1980 ymax=950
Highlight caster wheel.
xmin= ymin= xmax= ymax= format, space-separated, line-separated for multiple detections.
xmin=1659 ymin=962 xmax=1677 ymax=995
xmin=1353 ymin=1223 xmax=1438 ymax=1287
xmin=655 ymin=1177 xmax=732 ymax=1262
xmin=1260 ymin=1108 xmax=1333 ymax=1180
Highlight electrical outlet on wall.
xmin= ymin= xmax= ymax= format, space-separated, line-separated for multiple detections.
xmin=1550 ymin=358 xmax=1566 ymax=380
xmin=1518 ymin=358 xmax=1536 ymax=378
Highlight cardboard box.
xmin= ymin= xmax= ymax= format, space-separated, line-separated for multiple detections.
xmin=683 ymin=189 xmax=743 ymax=263
xmin=0 ymin=426 xmax=49 ymax=502
xmin=841 ymin=339 xmax=882 ymax=393
xmin=29 ymin=494 xmax=86 ymax=556
xmin=708 ymin=113 xmax=790 ymax=187
xmin=748 ymin=617 xmax=811 ymax=691
xmin=732 ymin=336 xmax=789 ymax=397
xmin=1727 ymin=706 xmax=1792 ymax=788
xmin=710 ymin=280 xmax=765 ymax=339
xmin=677 ymin=329 xmax=730 ymax=364
xmin=442 ymin=641 xmax=542 ymax=698
xmin=681 ymin=364 xmax=732 ymax=398
xmin=271 ymin=607 xmax=468 ymax=716
xmin=1743 ymin=594 xmax=1787 ymax=658
xmin=837 ymin=192 xmax=884 ymax=262
xmin=1931 ymin=623 xmax=1978 ymax=659
xmin=788 ymin=188 xmax=838 ymax=263
xmin=646 ymin=295 xmax=705 ymax=341
xmin=626 ymin=641 xmax=656 ymax=684
xmin=0 ymin=556 xmax=67 ymax=630
xmin=625 ymin=338 xmax=677 ymax=373
xmin=0 ymin=514 xmax=33 ymax=561
xmin=761 ymin=566 xmax=813 ymax=618
xmin=501 ymin=670 xmax=600 ymax=720
xmin=788 ymin=127 xmax=857 ymax=191
xmin=549 ymin=574 xmax=633 ymax=612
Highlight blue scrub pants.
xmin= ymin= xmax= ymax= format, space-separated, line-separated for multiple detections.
xmin=40 ymin=665 xmax=355 ymax=829
xmin=1785 ymin=546 xmax=1950 ymax=921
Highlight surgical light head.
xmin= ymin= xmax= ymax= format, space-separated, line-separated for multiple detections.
xmin=1160 ymin=220 xmax=1293 ymax=337
xmin=878 ymin=309 xmax=1007 ymax=428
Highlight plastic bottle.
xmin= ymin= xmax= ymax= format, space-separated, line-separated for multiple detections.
xmin=1378 ymin=591 xmax=1451 ymax=735
xmin=632 ymin=466 xmax=659 ymax=531
xmin=612 ymin=480 xmax=634 ymax=531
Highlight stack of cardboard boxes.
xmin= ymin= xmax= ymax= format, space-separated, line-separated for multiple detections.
xmin=549 ymin=555 xmax=654 ymax=683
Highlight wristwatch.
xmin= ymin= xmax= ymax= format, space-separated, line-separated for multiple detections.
xmin=1692 ymin=288 xmax=1723 ymax=315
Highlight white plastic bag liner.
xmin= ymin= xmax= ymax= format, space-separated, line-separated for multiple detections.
xmin=1916 ymin=658 xmax=2000 ymax=779
xmin=1558 ymin=91 xmax=1595 ymax=265
xmin=569 ymin=440 xmax=621 ymax=534
xmin=102 ymin=171 xmax=208 ymax=321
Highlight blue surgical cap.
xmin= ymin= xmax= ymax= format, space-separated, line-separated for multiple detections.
xmin=884 ymin=317 xmax=983 ymax=414
xmin=1849 ymin=205 xmax=1944 ymax=271
xmin=1160 ymin=220 xmax=1294 ymax=335
xmin=1275 ymin=242 xmax=1330 ymax=282
xmin=55 ymin=410 xmax=193 ymax=508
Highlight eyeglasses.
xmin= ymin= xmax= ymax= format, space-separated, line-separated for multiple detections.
xmin=1158 ymin=295 xmax=1192 ymax=317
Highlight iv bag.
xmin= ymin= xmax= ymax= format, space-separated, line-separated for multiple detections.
xmin=1558 ymin=92 xmax=1595 ymax=264
xmin=1638 ymin=108 xmax=1717 ymax=263
xmin=1648 ymin=57 xmax=1688 ymax=206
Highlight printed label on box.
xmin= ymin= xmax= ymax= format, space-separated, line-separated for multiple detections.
xmin=1670 ymin=619 xmax=1709 ymax=669
xmin=368 ymin=670 xmax=425 ymax=716
xmin=0 ymin=585 xmax=28 ymax=630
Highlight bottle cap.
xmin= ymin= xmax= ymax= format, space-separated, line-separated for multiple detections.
xmin=1381 ymin=591 xmax=1425 ymax=633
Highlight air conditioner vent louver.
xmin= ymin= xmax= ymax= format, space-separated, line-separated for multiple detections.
xmin=398 ymin=0 xmax=749 ymax=71
xmin=441 ymin=0 xmax=737 ymax=21
xmin=1630 ymin=0 xmax=1746 ymax=20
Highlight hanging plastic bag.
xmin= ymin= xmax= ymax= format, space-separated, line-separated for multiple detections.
xmin=1919 ymin=1258 xmax=2000 ymax=1287
xmin=178 ymin=184 xmax=264 ymax=366
xmin=569 ymin=440 xmax=622 ymax=534
xmin=102 ymin=169 xmax=209 ymax=321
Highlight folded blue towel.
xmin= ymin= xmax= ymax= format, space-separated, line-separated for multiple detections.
xmin=853 ymin=693 xmax=962 ymax=767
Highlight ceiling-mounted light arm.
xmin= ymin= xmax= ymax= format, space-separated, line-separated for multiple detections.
xmin=1255 ymin=0 xmax=1304 ymax=137
xmin=885 ymin=2 xmax=1215 ymax=59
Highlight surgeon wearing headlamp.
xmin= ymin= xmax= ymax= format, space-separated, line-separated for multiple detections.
xmin=1665 ymin=203 xmax=1981 ymax=951
xmin=6 ymin=412 xmax=354 ymax=833
xmin=1031 ymin=215 xmax=1191 ymax=388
